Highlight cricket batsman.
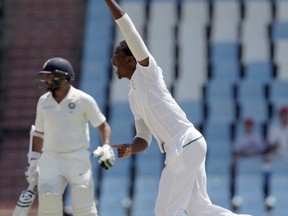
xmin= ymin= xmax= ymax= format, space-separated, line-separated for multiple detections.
xmin=26 ymin=57 xmax=114 ymax=215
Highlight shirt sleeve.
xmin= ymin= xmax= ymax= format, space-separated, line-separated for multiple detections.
xmin=82 ymin=94 xmax=106 ymax=128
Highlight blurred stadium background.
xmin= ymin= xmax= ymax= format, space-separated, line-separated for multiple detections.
xmin=0 ymin=0 xmax=287 ymax=215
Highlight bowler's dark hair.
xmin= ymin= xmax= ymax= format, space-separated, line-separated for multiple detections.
xmin=119 ymin=40 xmax=133 ymax=57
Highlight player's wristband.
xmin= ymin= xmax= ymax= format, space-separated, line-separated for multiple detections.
xmin=103 ymin=143 xmax=110 ymax=146
xmin=29 ymin=151 xmax=41 ymax=162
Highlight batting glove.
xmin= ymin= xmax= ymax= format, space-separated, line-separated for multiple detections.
xmin=27 ymin=159 xmax=39 ymax=184
xmin=93 ymin=144 xmax=115 ymax=170
xmin=26 ymin=151 xmax=40 ymax=184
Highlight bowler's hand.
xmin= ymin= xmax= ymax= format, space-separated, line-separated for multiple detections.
xmin=112 ymin=144 xmax=132 ymax=158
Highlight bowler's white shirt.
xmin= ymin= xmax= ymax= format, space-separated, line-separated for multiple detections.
xmin=35 ymin=86 xmax=106 ymax=153
xmin=128 ymin=55 xmax=200 ymax=158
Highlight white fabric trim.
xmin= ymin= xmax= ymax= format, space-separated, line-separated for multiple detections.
xmin=32 ymin=130 xmax=44 ymax=139
xmin=28 ymin=151 xmax=41 ymax=164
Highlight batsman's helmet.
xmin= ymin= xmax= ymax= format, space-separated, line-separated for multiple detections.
xmin=39 ymin=57 xmax=75 ymax=81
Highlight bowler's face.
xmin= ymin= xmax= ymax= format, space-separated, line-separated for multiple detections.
xmin=111 ymin=46 xmax=130 ymax=79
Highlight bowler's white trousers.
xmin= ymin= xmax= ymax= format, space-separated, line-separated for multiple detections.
xmin=155 ymin=135 xmax=252 ymax=216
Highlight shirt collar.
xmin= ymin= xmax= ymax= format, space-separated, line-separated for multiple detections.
xmin=47 ymin=85 xmax=76 ymax=101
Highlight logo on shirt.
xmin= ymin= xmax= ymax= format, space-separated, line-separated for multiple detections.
xmin=43 ymin=105 xmax=55 ymax=110
xmin=68 ymin=102 xmax=76 ymax=110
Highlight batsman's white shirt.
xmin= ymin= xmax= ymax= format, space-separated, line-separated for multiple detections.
xmin=35 ymin=86 xmax=106 ymax=153
xmin=128 ymin=55 xmax=202 ymax=163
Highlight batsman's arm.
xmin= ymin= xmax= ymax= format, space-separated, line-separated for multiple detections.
xmin=32 ymin=135 xmax=43 ymax=152
xmin=104 ymin=0 xmax=150 ymax=66
xmin=97 ymin=121 xmax=112 ymax=146
xmin=93 ymin=121 xmax=114 ymax=169
xmin=30 ymin=131 xmax=43 ymax=160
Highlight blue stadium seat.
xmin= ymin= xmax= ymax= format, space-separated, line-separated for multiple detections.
xmin=272 ymin=21 xmax=288 ymax=42
xmin=206 ymin=156 xmax=231 ymax=175
xmin=207 ymin=99 xmax=236 ymax=124
xmin=238 ymin=98 xmax=269 ymax=124
xmin=207 ymin=174 xmax=230 ymax=208
xmin=178 ymin=100 xmax=204 ymax=126
xmin=241 ymin=0 xmax=271 ymax=64
xmin=210 ymin=0 xmax=240 ymax=43
xmin=110 ymin=121 xmax=134 ymax=144
xmin=211 ymin=61 xmax=240 ymax=83
xmin=80 ymin=0 xmax=112 ymax=110
xmin=99 ymin=149 xmax=133 ymax=215
xmin=274 ymin=0 xmax=288 ymax=22
xmin=244 ymin=61 xmax=273 ymax=84
xmin=236 ymin=174 xmax=264 ymax=215
xmin=236 ymin=79 xmax=266 ymax=103
xmin=204 ymin=121 xmax=232 ymax=143
xmin=136 ymin=154 xmax=163 ymax=178
xmin=268 ymin=79 xmax=288 ymax=107
xmin=205 ymin=80 xmax=235 ymax=102
xmin=238 ymin=157 xmax=263 ymax=175
xmin=242 ymin=0 xmax=272 ymax=25
xmin=207 ymin=139 xmax=231 ymax=159
xmin=99 ymin=176 xmax=131 ymax=216
xmin=210 ymin=42 xmax=239 ymax=64
xmin=177 ymin=0 xmax=209 ymax=100
xmin=132 ymin=176 xmax=159 ymax=216
xmin=148 ymin=0 xmax=178 ymax=89
xmin=109 ymin=103 xmax=134 ymax=147
xmin=237 ymin=79 xmax=269 ymax=123
xmin=273 ymin=40 xmax=288 ymax=80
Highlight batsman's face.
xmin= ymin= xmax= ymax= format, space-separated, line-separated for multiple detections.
xmin=43 ymin=73 xmax=55 ymax=83
xmin=41 ymin=73 xmax=62 ymax=92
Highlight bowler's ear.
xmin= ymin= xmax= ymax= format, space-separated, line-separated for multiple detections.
xmin=127 ymin=56 xmax=136 ymax=65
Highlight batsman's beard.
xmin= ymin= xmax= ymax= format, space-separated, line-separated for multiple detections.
xmin=46 ymin=80 xmax=60 ymax=92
